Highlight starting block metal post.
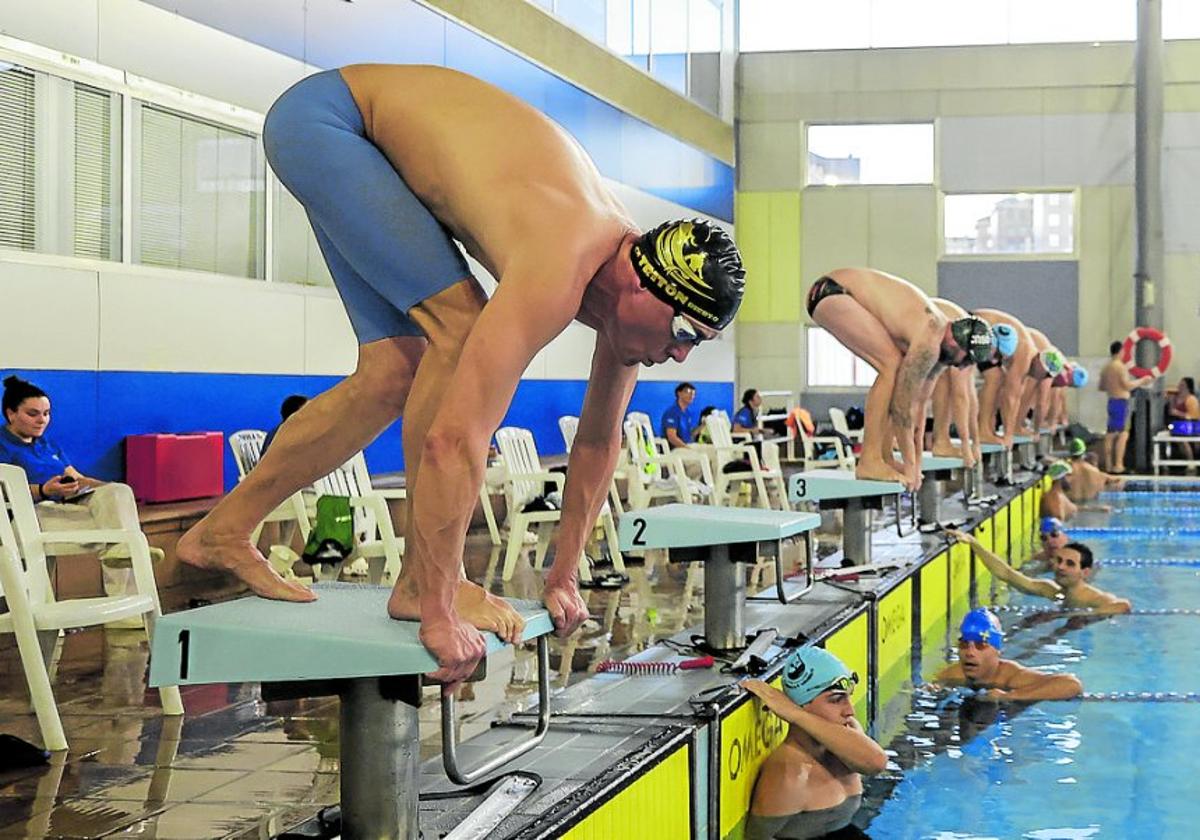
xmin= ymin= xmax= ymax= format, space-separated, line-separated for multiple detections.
xmin=917 ymin=454 xmax=965 ymax=528
xmin=149 ymin=583 xmax=553 ymax=840
xmin=788 ymin=471 xmax=906 ymax=566
xmin=617 ymin=504 xmax=820 ymax=652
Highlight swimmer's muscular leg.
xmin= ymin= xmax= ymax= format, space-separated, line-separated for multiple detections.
xmin=384 ymin=279 xmax=524 ymax=643
xmin=977 ymin=367 xmax=1004 ymax=445
xmin=811 ymin=295 xmax=908 ymax=484
xmin=178 ymin=336 xmax=426 ymax=601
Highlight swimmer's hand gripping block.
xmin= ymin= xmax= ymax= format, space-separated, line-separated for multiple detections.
xmin=148 ymin=582 xmax=553 ymax=687
xmin=788 ymin=470 xmax=904 ymax=503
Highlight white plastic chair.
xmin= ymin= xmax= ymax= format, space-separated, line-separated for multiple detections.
xmin=495 ymin=427 xmax=623 ymax=582
xmin=622 ymin=418 xmax=697 ymax=509
xmin=625 ymin=411 xmax=714 ymax=502
xmin=561 ymin=414 xmax=633 ymax=517
xmin=704 ymin=411 xmax=781 ymax=510
xmin=312 ymin=453 xmax=405 ymax=583
xmin=228 ymin=429 xmax=312 ymax=548
xmin=0 ymin=464 xmax=183 ymax=751
xmin=796 ymin=418 xmax=855 ymax=471
xmin=828 ymin=408 xmax=864 ymax=447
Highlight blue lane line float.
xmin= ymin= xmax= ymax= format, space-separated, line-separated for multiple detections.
xmin=1083 ymin=692 xmax=1200 ymax=702
xmin=1098 ymin=558 xmax=1200 ymax=567
xmin=989 ymin=605 xmax=1200 ymax=616
xmin=1066 ymin=526 xmax=1200 ymax=538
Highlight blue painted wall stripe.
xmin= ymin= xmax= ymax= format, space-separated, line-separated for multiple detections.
xmin=4 ymin=370 xmax=733 ymax=493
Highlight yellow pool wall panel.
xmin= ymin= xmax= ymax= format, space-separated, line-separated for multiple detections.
xmin=719 ymin=676 xmax=789 ymax=839
xmin=564 ymin=742 xmax=692 ymax=840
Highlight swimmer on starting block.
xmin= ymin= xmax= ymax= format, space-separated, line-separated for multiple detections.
xmin=805 ymin=268 xmax=1000 ymax=490
xmin=178 ymin=64 xmax=746 ymax=684
xmin=1016 ymin=328 xmax=1068 ymax=437
xmin=742 ymin=647 xmax=887 ymax=840
xmin=929 ymin=297 xmax=1019 ymax=469
xmin=972 ymin=309 xmax=1062 ymax=449
xmin=946 ymin=529 xmax=1131 ymax=614
xmin=930 ymin=608 xmax=1082 ymax=701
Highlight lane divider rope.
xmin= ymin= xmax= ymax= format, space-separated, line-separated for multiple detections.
xmin=1082 ymin=692 xmax=1200 ymax=702
xmin=989 ymin=604 xmax=1200 ymax=616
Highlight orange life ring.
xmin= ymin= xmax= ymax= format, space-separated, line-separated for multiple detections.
xmin=1120 ymin=326 xmax=1172 ymax=378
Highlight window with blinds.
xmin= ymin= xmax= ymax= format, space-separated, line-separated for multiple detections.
xmin=0 ymin=66 xmax=36 ymax=252
xmin=134 ymin=103 xmax=265 ymax=278
xmin=272 ymin=180 xmax=334 ymax=288
xmin=73 ymin=83 xmax=120 ymax=260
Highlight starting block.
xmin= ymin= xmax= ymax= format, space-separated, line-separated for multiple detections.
xmin=1012 ymin=434 xmax=1037 ymax=470
xmin=788 ymin=471 xmax=907 ymax=566
xmin=617 ymin=504 xmax=819 ymax=652
xmin=149 ymin=583 xmax=553 ymax=840
xmin=918 ymin=454 xmax=967 ymax=530
xmin=967 ymin=443 xmax=1004 ymax=506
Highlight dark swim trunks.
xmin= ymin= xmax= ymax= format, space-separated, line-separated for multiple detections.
xmin=263 ymin=71 xmax=471 ymax=342
xmin=806 ymin=275 xmax=848 ymax=318
xmin=1107 ymin=397 xmax=1129 ymax=433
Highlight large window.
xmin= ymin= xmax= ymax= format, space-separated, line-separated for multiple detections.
xmin=537 ymin=0 xmax=726 ymax=113
xmin=272 ymin=181 xmax=334 ymax=288
xmin=133 ymin=103 xmax=264 ymax=279
xmin=0 ymin=63 xmax=121 ymax=260
xmin=741 ymin=0 xmax=1200 ymax=52
xmin=807 ymin=327 xmax=877 ymax=388
xmin=943 ymin=192 xmax=1075 ymax=256
xmin=807 ymin=124 xmax=934 ymax=186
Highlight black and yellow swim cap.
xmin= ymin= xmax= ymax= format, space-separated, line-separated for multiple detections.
xmin=630 ymin=219 xmax=746 ymax=331
xmin=951 ymin=316 xmax=997 ymax=366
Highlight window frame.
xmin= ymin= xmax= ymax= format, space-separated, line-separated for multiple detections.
xmin=803 ymin=121 xmax=937 ymax=189
xmin=938 ymin=188 xmax=1081 ymax=262
xmin=804 ymin=325 xmax=877 ymax=390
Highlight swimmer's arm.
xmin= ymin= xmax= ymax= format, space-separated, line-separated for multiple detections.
xmin=1091 ymin=593 xmax=1132 ymax=615
xmin=1034 ymin=378 xmax=1053 ymax=432
xmin=742 ymin=681 xmax=887 ymax=775
xmin=999 ymin=341 xmax=1034 ymax=445
xmin=948 ymin=368 xmax=975 ymax=466
xmin=932 ymin=662 xmax=966 ymax=686
xmin=945 ymin=529 xmax=1059 ymax=598
xmin=1001 ymin=665 xmax=1083 ymax=701
xmin=414 ymin=269 xmax=580 ymax=620
xmin=552 ymin=340 xmax=638 ymax=584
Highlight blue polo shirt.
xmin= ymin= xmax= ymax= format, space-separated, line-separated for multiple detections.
xmin=733 ymin=406 xmax=757 ymax=430
xmin=0 ymin=426 xmax=71 ymax=485
xmin=661 ymin=403 xmax=697 ymax=445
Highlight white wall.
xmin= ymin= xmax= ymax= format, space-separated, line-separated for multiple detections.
xmin=0 ymin=0 xmax=735 ymax=385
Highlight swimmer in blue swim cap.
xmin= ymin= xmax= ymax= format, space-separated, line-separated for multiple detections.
xmin=741 ymin=647 xmax=887 ymax=840
xmin=930 ymin=298 xmax=996 ymax=468
xmin=971 ymin=309 xmax=1037 ymax=450
xmin=931 ymin=608 xmax=1082 ymax=701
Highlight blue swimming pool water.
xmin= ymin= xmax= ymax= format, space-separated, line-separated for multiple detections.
xmin=863 ymin=489 xmax=1200 ymax=839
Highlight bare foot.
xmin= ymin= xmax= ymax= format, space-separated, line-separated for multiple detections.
xmin=177 ymin=522 xmax=316 ymax=602
xmin=388 ymin=578 xmax=525 ymax=644
xmin=931 ymin=441 xmax=960 ymax=458
xmin=855 ymin=461 xmax=909 ymax=486
xmin=979 ymin=433 xmax=1004 ymax=446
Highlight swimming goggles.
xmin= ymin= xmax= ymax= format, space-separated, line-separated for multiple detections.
xmin=824 ymin=672 xmax=860 ymax=695
xmin=671 ymin=313 xmax=705 ymax=346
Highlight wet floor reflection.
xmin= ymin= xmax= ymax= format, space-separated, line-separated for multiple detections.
xmin=0 ymin=527 xmax=821 ymax=837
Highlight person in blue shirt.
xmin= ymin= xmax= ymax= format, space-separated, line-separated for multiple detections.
xmin=661 ymin=382 xmax=698 ymax=449
xmin=261 ymin=394 xmax=309 ymax=457
xmin=733 ymin=388 xmax=763 ymax=439
xmin=2 ymin=375 xmax=154 ymax=604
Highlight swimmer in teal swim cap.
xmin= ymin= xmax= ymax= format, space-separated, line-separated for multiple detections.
xmin=741 ymin=648 xmax=887 ymax=840
xmin=931 ymin=608 xmax=1082 ymax=701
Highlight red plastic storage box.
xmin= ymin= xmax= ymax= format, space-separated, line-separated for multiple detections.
xmin=125 ymin=432 xmax=224 ymax=503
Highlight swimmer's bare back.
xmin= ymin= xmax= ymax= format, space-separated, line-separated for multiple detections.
xmin=339 ymin=64 xmax=632 ymax=284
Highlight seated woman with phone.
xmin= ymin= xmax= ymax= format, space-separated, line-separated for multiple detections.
xmin=1 ymin=375 xmax=159 ymax=608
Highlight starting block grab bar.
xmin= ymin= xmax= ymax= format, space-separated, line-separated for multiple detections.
xmin=442 ymin=635 xmax=551 ymax=784
xmin=149 ymin=584 xmax=555 ymax=839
